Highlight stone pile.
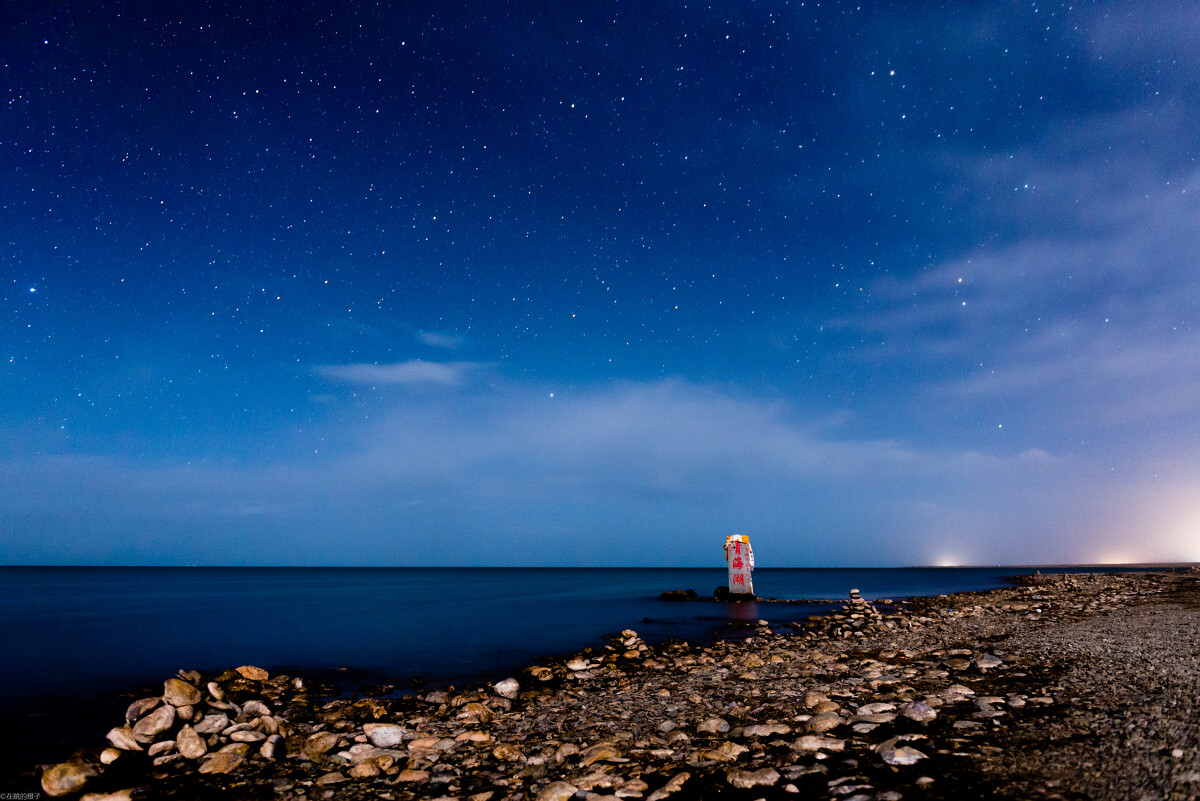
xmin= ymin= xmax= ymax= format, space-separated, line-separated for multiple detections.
xmin=40 ymin=665 xmax=294 ymax=797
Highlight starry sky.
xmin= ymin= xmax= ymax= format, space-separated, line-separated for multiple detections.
xmin=3 ymin=2 xmax=1199 ymax=567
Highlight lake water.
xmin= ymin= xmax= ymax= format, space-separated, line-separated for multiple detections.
xmin=0 ymin=565 xmax=1137 ymax=775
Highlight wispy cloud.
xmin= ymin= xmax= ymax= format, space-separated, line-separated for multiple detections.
xmin=416 ymin=330 xmax=465 ymax=350
xmin=7 ymin=378 xmax=1190 ymax=567
xmin=314 ymin=360 xmax=482 ymax=386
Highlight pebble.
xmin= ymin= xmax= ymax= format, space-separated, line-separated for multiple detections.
xmin=494 ymin=677 xmax=521 ymax=699
xmin=536 ymin=780 xmax=579 ymax=801
xmin=727 ymin=767 xmax=780 ymax=788
xmin=697 ymin=717 xmax=730 ymax=734
xmin=197 ymin=752 xmax=244 ymax=774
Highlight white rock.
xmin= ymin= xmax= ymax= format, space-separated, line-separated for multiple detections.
xmin=494 ymin=678 xmax=520 ymax=699
xmin=363 ymin=723 xmax=406 ymax=748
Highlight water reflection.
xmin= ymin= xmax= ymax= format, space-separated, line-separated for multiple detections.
xmin=717 ymin=598 xmax=760 ymax=639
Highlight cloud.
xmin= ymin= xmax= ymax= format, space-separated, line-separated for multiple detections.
xmin=416 ymin=330 xmax=465 ymax=350
xmin=5 ymin=378 xmax=1179 ymax=567
xmin=314 ymin=359 xmax=482 ymax=386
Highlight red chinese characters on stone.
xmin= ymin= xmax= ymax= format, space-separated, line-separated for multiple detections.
xmin=731 ymin=557 xmax=744 ymax=569
xmin=732 ymin=574 xmax=745 ymax=586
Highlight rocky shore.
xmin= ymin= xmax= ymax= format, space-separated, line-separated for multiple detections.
xmin=15 ymin=570 xmax=1200 ymax=800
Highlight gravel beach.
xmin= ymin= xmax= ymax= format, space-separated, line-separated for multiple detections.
xmin=16 ymin=570 xmax=1200 ymax=800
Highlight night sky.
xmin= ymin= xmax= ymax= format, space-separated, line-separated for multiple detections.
xmin=3 ymin=2 xmax=1198 ymax=566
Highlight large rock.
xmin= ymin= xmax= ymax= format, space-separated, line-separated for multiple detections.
xmin=302 ymin=731 xmax=341 ymax=760
xmin=176 ymin=725 xmax=207 ymax=759
xmin=125 ymin=696 xmax=160 ymax=725
xmin=659 ymin=589 xmax=697 ymax=601
xmin=163 ymin=678 xmax=201 ymax=707
xmin=41 ymin=761 xmax=97 ymax=797
xmin=132 ymin=704 xmax=176 ymax=741
xmin=193 ymin=713 xmax=229 ymax=734
xmin=105 ymin=726 xmax=143 ymax=751
xmin=363 ymin=723 xmax=406 ymax=748
xmin=235 ymin=665 xmax=269 ymax=681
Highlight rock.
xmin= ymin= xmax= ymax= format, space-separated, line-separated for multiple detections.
xmin=99 ymin=748 xmax=122 ymax=765
xmin=41 ymin=761 xmax=97 ymax=797
xmin=163 ymin=677 xmax=202 ymax=707
xmin=302 ymin=731 xmax=341 ymax=760
xmin=791 ymin=735 xmax=845 ymax=752
xmin=242 ymin=699 xmax=271 ymax=717
xmin=349 ymin=760 xmax=381 ymax=778
xmin=537 ymin=780 xmax=580 ymax=801
xmin=877 ymin=738 xmax=927 ymax=766
xmin=493 ymin=743 xmax=524 ymax=761
xmin=494 ymin=677 xmax=520 ymax=699
xmin=235 ymin=665 xmax=269 ymax=681
xmin=457 ymin=701 xmax=493 ymax=723
xmin=80 ymin=791 xmax=134 ymax=801
xmin=193 ymin=713 xmax=229 ymax=734
xmin=803 ymin=691 xmax=829 ymax=709
xmin=260 ymin=734 xmax=285 ymax=760
xmin=900 ymin=701 xmax=937 ymax=722
xmin=808 ymin=712 xmax=843 ymax=733
xmin=566 ymin=658 xmax=592 ymax=671
xmin=105 ymin=726 xmax=143 ymax=751
xmin=177 ymin=724 xmax=207 ymax=759
xmin=743 ymin=723 xmax=791 ymax=737
xmin=132 ymin=703 xmax=175 ymax=741
xmin=697 ymin=717 xmax=730 ymax=734
xmin=856 ymin=702 xmax=896 ymax=715
xmin=976 ymin=653 xmax=1004 ymax=671
xmin=125 ymin=696 xmax=161 ymax=725
xmin=198 ymin=752 xmax=244 ymax=774
xmin=206 ymin=681 xmax=224 ymax=701
xmin=646 ymin=772 xmax=691 ymax=801
xmin=230 ymin=729 xmax=266 ymax=742
xmin=700 ymin=741 xmax=749 ymax=762
xmin=555 ymin=743 xmax=580 ymax=763
xmin=727 ymin=768 xmax=780 ymax=789
xmin=659 ymin=589 xmax=698 ymax=601
xmin=315 ymin=771 xmax=347 ymax=785
xmin=363 ymin=722 xmax=406 ymax=748
xmin=581 ymin=742 xmax=623 ymax=765
xmin=397 ymin=769 xmax=430 ymax=783
xmin=148 ymin=740 xmax=176 ymax=757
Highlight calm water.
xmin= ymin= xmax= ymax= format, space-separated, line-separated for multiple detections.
xmin=0 ymin=565 xmax=1127 ymax=716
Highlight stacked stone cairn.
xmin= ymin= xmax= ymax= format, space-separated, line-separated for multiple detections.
xmin=815 ymin=588 xmax=898 ymax=639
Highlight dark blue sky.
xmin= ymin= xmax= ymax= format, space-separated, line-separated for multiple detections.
xmin=3 ymin=2 xmax=1198 ymax=566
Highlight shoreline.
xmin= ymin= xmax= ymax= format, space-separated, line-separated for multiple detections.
xmin=14 ymin=569 xmax=1200 ymax=799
